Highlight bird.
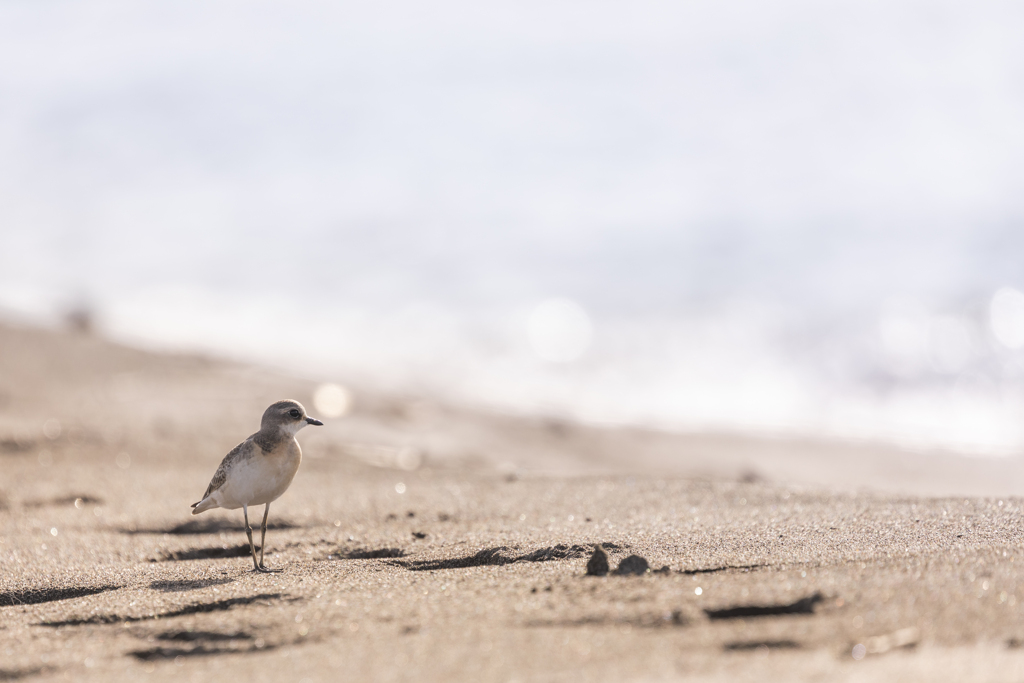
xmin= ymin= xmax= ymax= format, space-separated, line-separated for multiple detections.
xmin=191 ymin=399 xmax=323 ymax=572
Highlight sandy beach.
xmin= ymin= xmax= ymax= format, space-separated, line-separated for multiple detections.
xmin=3 ymin=321 xmax=1024 ymax=682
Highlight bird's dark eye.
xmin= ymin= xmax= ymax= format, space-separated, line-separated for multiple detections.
xmin=289 ymin=409 xmax=301 ymax=419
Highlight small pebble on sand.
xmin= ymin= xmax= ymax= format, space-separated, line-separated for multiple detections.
xmin=586 ymin=545 xmax=609 ymax=576
xmin=614 ymin=554 xmax=650 ymax=576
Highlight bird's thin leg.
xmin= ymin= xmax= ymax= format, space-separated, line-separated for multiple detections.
xmin=260 ymin=501 xmax=280 ymax=573
xmin=243 ymin=504 xmax=261 ymax=572
xmin=260 ymin=503 xmax=269 ymax=568
xmin=256 ymin=501 xmax=284 ymax=573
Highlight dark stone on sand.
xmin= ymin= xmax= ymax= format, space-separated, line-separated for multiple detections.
xmin=614 ymin=555 xmax=650 ymax=576
xmin=586 ymin=545 xmax=609 ymax=576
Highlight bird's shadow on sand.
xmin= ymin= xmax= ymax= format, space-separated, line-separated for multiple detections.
xmin=150 ymin=545 xmax=261 ymax=562
xmin=148 ymin=578 xmax=236 ymax=593
xmin=124 ymin=517 xmax=300 ymax=535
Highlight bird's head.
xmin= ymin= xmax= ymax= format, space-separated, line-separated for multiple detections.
xmin=261 ymin=399 xmax=324 ymax=435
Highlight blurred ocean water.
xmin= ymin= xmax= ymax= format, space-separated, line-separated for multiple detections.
xmin=3 ymin=1 xmax=1024 ymax=453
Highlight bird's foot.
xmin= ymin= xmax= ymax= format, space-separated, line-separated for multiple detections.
xmin=254 ymin=563 xmax=283 ymax=573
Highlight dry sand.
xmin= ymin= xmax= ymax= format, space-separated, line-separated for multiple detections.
xmin=3 ymin=322 xmax=1024 ymax=682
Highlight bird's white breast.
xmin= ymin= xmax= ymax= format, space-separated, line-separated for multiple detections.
xmin=212 ymin=439 xmax=301 ymax=509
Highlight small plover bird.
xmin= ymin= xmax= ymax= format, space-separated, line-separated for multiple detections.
xmin=191 ymin=400 xmax=323 ymax=572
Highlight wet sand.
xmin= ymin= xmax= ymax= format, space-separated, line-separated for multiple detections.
xmin=3 ymin=322 xmax=1024 ymax=682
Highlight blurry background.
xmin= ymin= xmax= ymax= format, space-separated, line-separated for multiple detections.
xmin=2 ymin=0 xmax=1024 ymax=455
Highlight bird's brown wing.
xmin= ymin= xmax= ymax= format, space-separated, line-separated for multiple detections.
xmin=191 ymin=436 xmax=259 ymax=507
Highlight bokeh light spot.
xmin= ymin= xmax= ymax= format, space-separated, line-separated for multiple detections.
xmin=990 ymin=287 xmax=1024 ymax=350
xmin=396 ymin=447 xmax=422 ymax=471
xmin=42 ymin=418 xmax=61 ymax=440
xmin=929 ymin=316 xmax=974 ymax=374
xmin=313 ymin=383 xmax=352 ymax=418
xmin=878 ymin=299 xmax=930 ymax=376
xmin=527 ymin=298 xmax=593 ymax=363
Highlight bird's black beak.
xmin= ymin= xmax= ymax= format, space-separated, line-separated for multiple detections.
xmin=306 ymin=417 xmax=324 ymax=426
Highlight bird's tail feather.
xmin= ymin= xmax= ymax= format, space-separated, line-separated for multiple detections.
xmin=191 ymin=497 xmax=217 ymax=515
